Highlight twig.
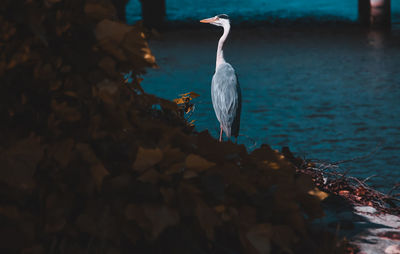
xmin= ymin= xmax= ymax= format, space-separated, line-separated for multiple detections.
xmin=331 ymin=142 xmax=383 ymax=165
xmin=362 ymin=174 xmax=377 ymax=184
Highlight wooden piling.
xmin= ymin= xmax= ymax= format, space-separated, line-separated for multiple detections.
xmin=358 ymin=0 xmax=371 ymax=25
xmin=111 ymin=0 xmax=129 ymax=22
xmin=359 ymin=0 xmax=391 ymax=28
xmin=370 ymin=0 xmax=391 ymax=28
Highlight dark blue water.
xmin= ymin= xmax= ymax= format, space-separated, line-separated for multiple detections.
xmin=126 ymin=1 xmax=400 ymax=191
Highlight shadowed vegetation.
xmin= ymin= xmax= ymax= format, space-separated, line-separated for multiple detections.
xmin=0 ymin=0 xmax=352 ymax=253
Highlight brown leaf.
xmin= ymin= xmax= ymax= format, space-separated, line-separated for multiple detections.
xmin=51 ymin=99 xmax=81 ymax=122
xmin=76 ymin=143 xmax=98 ymax=164
xmin=90 ymin=163 xmax=109 ymax=191
xmin=308 ymin=188 xmax=329 ymax=201
xmin=0 ymin=206 xmax=20 ymax=220
xmin=185 ymin=154 xmax=216 ymax=172
xmin=94 ymin=19 xmax=132 ymax=43
xmin=138 ymin=169 xmax=162 ymax=184
xmin=84 ymin=3 xmax=117 ymax=21
xmin=98 ymin=39 xmax=127 ymax=61
xmin=0 ymin=134 xmax=44 ymax=191
xmin=159 ymin=146 xmax=185 ymax=168
xmin=173 ymin=98 xmax=185 ymax=104
xmin=44 ymin=194 xmax=67 ymax=233
xmin=160 ymin=187 xmax=175 ymax=204
xmin=49 ymin=138 xmax=75 ymax=168
xmin=95 ymin=79 xmax=120 ymax=105
xmin=76 ymin=143 xmax=109 ymax=190
xmin=133 ymin=147 xmax=163 ymax=172
xmin=195 ymin=201 xmax=221 ymax=240
xmin=183 ymin=170 xmax=198 ymax=179
xmin=122 ymin=29 xmax=157 ymax=67
xmin=164 ymin=162 xmax=184 ymax=175
xmin=125 ymin=204 xmax=179 ymax=239
xmin=244 ymin=224 xmax=272 ymax=254
xmin=189 ymin=92 xmax=200 ymax=99
xmin=271 ymin=225 xmax=296 ymax=251
xmin=98 ymin=57 xmax=117 ymax=76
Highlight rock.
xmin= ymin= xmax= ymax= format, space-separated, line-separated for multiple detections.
xmin=386 ymin=245 xmax=400 ymax=254
xmin=355 ymin=206 xmax=378 ymax=214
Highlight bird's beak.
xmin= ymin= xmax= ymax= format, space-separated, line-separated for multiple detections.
xmin=200 ymin=17 xmax=217 ymax=23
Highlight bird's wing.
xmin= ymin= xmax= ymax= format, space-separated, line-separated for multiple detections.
xmin=211 ymin=63 xmax=240 ymax=137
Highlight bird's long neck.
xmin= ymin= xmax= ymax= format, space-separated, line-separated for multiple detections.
xmin=216 ymin=23 xmax=230 ymax=70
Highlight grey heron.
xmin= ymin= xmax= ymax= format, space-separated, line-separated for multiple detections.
xmin=200 ymin=14 xmax=242 ymax=142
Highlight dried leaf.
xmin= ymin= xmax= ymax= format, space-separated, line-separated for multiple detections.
xmin=95 ymin=19 xmax=132 ymax=43
xmin=84 ymin=3 xmax=116 ymax=20
xmin=196 ymin=201 xmax=221 ymax=240
xmin=76 ymin=143 xmax=109 ymax=190
xmin=245 ymin=224 xmax=272 ymax=254
xmin=125 ymin=204 xmax=179 ymax=239
xmin=183 ymin=170 xmax=198 ymax=179
xmin=189 ymin=92 xmax=200 ymax=99
xmin=0 ymin=134 xmax=44 ymax=191
xmin=90 ymin=163 xmax=109 ymax=191
xmin=308 ymin=188 xmax=329 ymax=201
xmin=51 ymin=99 xmax=81 ymax=122
xmin=138 ymin=169 xmax=162 ymax=184
xmin=49 ymin=138 xmax=75 ymax=167
xmin=185 ymin=154 xmax=216 ymax=172
xmin=173 ymin=98 xmax=185 ymax=104
xmin=133 ymin=147 xmax=163 ymax=172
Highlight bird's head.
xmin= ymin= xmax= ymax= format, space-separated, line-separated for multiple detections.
xmin=200 ymin=14 xmax=230 ymax=27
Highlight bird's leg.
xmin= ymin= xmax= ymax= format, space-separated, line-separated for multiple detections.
xmin=219 ymin=127 xmax=223 ymax=142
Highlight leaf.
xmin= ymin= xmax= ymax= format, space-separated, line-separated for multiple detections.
xmin=195 ymin=201 xmax=221 ymax=240
xmin=48 ymin=138 xmax=75 ymax=168
xmin=185 ymin=154 xmax=216 ymax=172
xmin=138 ymin=169 xmax=162 ymax=184
xmin=45 ymin=194 xmax=67 ymax=233
xmin=51 ymin=99 xmax=81 ymax=122
xmin=94 ymin=19 xmax=132 ymax=43
xmin=0 ymin=134 xmax=44 ymax=191
xmin=122 ymin=28 xmax=157 ymax=67
xmin=308 ymin=188 xmax=329 ymax=201
xmin=125 ymin=204 xmax=179 ymax=239
xmin=183 ymin=170 xmax=198 ymax=179
xmin=133 ymin=147 xmax=163 ymax=172
xmin=189 ymin=92 xmax=200 ymax=99
xmin=84 ymin=3 xmax=116 ymax=21
xmin=90 ymin=164 xmax=110 ymax=191
xmin=76 ymin=143 xmax=109 ymax=190
xmin=244 ymin=224 xmax=272 ymax=254
xmin=173 ymin=98 xmax=185 ymax=104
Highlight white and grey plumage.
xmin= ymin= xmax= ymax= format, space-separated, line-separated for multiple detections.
xmin=200 ymin=14 xmax=242 ymax=142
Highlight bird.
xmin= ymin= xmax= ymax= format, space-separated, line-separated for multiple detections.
xmin=200 ymin=14 xmax=242 ymax=142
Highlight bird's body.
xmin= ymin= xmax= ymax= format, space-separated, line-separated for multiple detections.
xmin=211 ymin=62 xmax=241 ymax=139
xmin=201 ymin=14 xmax=242 ymax=142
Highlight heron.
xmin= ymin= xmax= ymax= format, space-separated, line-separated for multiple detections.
xmin=200 ymin=14 xmax=242 ymax=142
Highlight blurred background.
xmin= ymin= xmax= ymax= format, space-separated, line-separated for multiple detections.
xmin=126 ymin=0 xmax=400 ymax=24
xmin=125 ymin=0 xmax=400 ymax=191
